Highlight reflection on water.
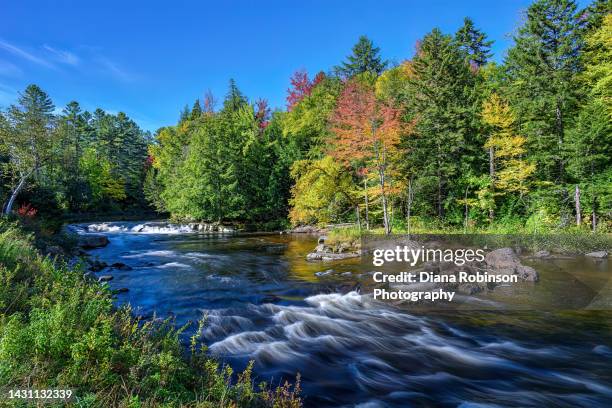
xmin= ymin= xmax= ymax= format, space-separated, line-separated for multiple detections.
xmin=76 ymin=222 xmax=612 ymax=407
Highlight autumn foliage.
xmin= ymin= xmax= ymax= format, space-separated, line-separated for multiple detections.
xmin=286 ymin=70 xmax=325 ymax=110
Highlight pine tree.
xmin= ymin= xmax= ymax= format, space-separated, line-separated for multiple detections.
xmin=0 ymin=85 xmax=56 ymax=214
xmin=223 ymin=79 xmax=247 ymax=112
xmin=405 ymin=28 xmax=476 ymax=218
xmin=334 ymin=35 xmax=387 ymax=78
xmin=190 ymin=99 xmax=203 ymax=119
xmin=455 ymin=17 xmax=493 ymax=67
xmin=505 ymin=0 xmax=584 ymax=184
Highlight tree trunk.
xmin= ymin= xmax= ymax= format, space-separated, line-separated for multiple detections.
xmin=355 ymin=205 xmax=361 ymax=233
xmin=363 ymin=177 xmax=369 ymax=230
xmin=592 ymin=197 xmax=597 ymax=232
xmin=379 ymin=166 xmax=390 ymax=234
xmin=4 ymin=175 xmax=28 ymax=215
xmin=489 ymin=146 xmax=495 ymax=222
xmin=464 ymin=186 xmax=469 ymax=234
xmin=406 ymin=178 xmax=413 ymax=236
xmin=437 ymin=172 xmax=443 ymax=218
xmin=556 ymin=101 xmax=565 ymax=182
xmin=574 ymin=185 xmax=581 ymax=226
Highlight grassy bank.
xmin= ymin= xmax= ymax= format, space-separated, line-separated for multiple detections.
xmin=0 ymin=220 xmax=301 ymax=407
xmin=325 ymin=222 xmax=611 ymax=254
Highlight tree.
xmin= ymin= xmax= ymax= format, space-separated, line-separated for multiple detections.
xmin=330 ymin=80 xmax=402 ymax=234
xmin=190 ymin=99 xmax=203 ymax=119
xmin=565 ymin=12 xmax=612 ymax=230
xmin=223 ymin=79 xmax=247 ymax=112
xmin=455 ymin=17 xmax=493 ymax=67
xmin=334 ymin=36 xmax=387 ymax=78
xmin=405 ymin=28 xmax=476 ymax=219
xmin=482 ymin=94 xmax=535 ymax=199
xmin=286 ymin=70 xmax=325 ymax=110
xmin=505 ymin=0 xmax=584 ymax=184
xmin=0 ymin=85 xmax=56 ymax=215
xmin=289 ymin=156 xmax=356 ymax=225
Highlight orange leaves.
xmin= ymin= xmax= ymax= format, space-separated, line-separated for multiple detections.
xmin=329 ymin=80 xmax=403 ymax=166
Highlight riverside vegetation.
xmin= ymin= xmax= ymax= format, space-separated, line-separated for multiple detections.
xmin=0 ymin=0 xmax=610 ymax=406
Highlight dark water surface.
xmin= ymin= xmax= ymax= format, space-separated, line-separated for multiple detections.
xmin=73 ymin=222 xmax=612 ymax=408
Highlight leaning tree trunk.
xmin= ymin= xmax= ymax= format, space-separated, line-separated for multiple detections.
xmin=4 ymin=175 xmax=28 ymax=215
xmin=574 ymin=185 xmax=581 ymax=226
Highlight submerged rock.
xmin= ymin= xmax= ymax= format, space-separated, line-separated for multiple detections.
xmin=111 ymin=262 xmax=133 ymax=271
xmin=315 ymin=269 xmax=334 ymax=277
xmin=586 ymin=251 xmax=608 ymax=258
xmin=88 ymin=260 xmax=107 ymax=272
xmin=79 ymin=234 xmax=109 ymax=249
xmin=113 ymin=287 xmax=129 ymax=294
xmin=534 ymin=250 xmax=551 ymax=258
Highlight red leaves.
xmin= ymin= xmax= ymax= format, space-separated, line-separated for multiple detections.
xmin=255 ymin=98 xmax=270 ymax=129
xmin=286 ymin=70 xmax=325 ymax=110
xmin=17 ymin=203 xmax=37 ymax=218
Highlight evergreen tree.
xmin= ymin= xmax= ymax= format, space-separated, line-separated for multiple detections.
xmin=190 ymin=99 xmax=202 ymax=120
xmin=455 ymin=17 xmax=493 ymax=67
xmin=0 ymin=85 xmax=56 ymax=214
xmin=405 ymin=29 xmax=476 ymax=218
xmin=334 ymin=35 xmax=387 ymax=78
xmin=223 ymin=79 xmax=247 ymax=112
xmin=505 ymin=0 xmax=584 ymax=185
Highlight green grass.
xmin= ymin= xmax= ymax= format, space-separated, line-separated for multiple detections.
xmin=328 ymin=217 xmax=611 ymax=254
xmin=0 ymin=220 xmax=301 ymax=407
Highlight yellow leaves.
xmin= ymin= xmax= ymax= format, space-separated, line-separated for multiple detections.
xmin=289 ymin=156 xmax=355 ymax=226
xmin=482 ymin=93 xmax=535 ymax=195
xmin=583 ymin=14 xmax=612 ymax=118
xmin=482 ymin=93 xmax=515 ymax=131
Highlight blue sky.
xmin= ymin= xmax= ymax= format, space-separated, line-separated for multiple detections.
xmin=0 ymin=0 xmax=589 ymax=132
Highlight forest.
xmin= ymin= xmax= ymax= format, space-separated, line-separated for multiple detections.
xmin=1 ymin=0 xmax=610 ymax=234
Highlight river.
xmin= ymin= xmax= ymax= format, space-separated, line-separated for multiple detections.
xmin=71 ymin=221 xmax=612 ymax=407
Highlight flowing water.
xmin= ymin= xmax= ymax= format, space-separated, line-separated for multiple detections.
xmin=71 ymin=221 xmax=612 ymax=407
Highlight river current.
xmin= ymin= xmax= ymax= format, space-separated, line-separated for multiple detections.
xmin=71 ymin=221 xmax=612 ymax=407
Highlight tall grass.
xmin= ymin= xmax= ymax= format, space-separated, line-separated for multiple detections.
xmin=0 ymin=220 xmax=301 ymax=407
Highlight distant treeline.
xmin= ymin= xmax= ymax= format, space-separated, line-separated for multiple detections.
xmin=148 ymin=0 xmax=610 ymax=232
xmin=1 ymin=0 xmax=610 ymax=233
xmin=0 ymin=87 xmax=150 ymax=218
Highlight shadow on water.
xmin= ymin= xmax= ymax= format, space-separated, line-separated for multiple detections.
xmin=74 ymin=221 xmax=612 ymax=407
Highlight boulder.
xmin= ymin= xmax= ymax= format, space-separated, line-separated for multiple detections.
xmin=586 ymin=251 xmax=608 ymax=258
xmin=485 ymin=247 xmax=539 ymax=282
xmin=79 ymin=234 xmax=109 ymax=249
xmin=318 ymin=236 xmax=327 ymax=244
xmin=98 ymin=275 xmax=113 ymax=282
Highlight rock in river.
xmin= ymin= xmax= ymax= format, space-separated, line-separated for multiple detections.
xmin=485 ymin=247 xmax=539 ymax=282
xmin=586 ymin=251 xmax=608 ymax=258
xmin=79 ymin=234 xmax=109 ymax=249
